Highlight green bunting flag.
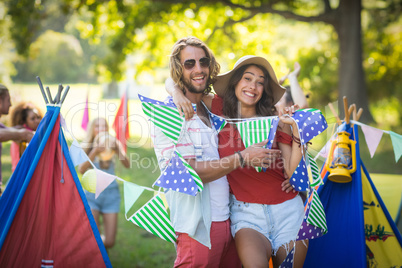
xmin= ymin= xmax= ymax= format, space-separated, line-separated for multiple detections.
xmin=307 ymin=151 xmax=323 ymax=188
xmin=236 ymin=118 xmax=274 ymax=172
xmin=141 ymin=101 xmax=185 ymax=144
xmin=307 ymin=189 xmax=328 ymax=234
xmin=129 ymin=194 xmax=177 ymax=243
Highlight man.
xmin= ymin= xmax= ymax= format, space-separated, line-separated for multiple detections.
xmin=151 ymin=37 xmax=272 ymax=267
xmin=0 ymin=84 xmax=34 ymax=195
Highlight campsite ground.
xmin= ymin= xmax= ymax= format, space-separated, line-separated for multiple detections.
xmin=1 ymin=83 xmax=401 ymax=267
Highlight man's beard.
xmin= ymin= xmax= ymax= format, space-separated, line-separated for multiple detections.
xmin=182 ymin=75 xmax=210 ymax=94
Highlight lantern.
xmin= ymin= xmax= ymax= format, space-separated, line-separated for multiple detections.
xmin=325 ymin=131 xmax=357 ymax=183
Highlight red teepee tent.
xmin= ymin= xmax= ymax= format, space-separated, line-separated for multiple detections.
xmin=0 ymin=81 xmax=111 ymax=267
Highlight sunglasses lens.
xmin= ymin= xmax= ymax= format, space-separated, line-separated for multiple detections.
xmin=199 ymin=57 xmax=210 ymax=68
xmin=183 ymin=59 xmax=196 ymax=70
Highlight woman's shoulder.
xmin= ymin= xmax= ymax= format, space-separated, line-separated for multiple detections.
xmin=208 ymin=94 xmax=223 ymax=115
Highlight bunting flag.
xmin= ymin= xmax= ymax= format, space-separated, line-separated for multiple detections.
xmin=128 ymin=194 xmax=177 ymax=243
xmin=289 ymin=157 xmax=309 ymax=191
xmin=139 ymin=94 xmax=187 ymax=144
xmin=296 ymin=189 xmax=328 ymax=240
xmin=113 ymin=87 xmax=129 ymax=152
xmin=81 ymin=91 xmax=89 ymax=131
xmin=389 ymin=131 xmax=402 ymax=163
xmin=69 ymin=139 xmax=89 ymax=167
xmin=306 ymin=189 xmax=327 ymax=233
xmin=361 ymin=124 xmax=383 ymax=158
xmin=153 ymin=151 xmax=203 ymax=195
xmin=293 ymin=109 xmax=328 ymax=145
xmin=209 ymin=112 xmax=227 ymax=133
xmin=307 ymin=151 xmax=323 ymax=188
xmin=297 ymin=189 xmax=327 ymax=241
xmin=279 ymin=246 xmax=295 ymax=268
xmin=236 ymin=117 xmax=276 ymax=172
xmin=124 ymin=181 xmax=145 ymax=218
xmin=94 ymin=169 xmax=116 ymax=199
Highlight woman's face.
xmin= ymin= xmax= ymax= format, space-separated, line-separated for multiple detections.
xmin=93 ymin=119 xmax=108 ymax=136
xmin=25 ymin=109 xmax=41 ymax=130
xmin=235 ymin=65 xmax=265 ymax=111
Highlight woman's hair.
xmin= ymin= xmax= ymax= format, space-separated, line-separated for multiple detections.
xmin=0 ymin=84 xmax=9 ymax=99
xmin=222 ymin=64 xmax=277 ymax=118
xmin=169 ymin=36 xmax=220 ymax=95
xmin=81 ymin=117 xmax=109 ymax=154
xmin=9 ymin=102 xmax=43 ymax=127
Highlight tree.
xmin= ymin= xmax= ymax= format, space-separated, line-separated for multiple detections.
xmin=5 ymin=0 xmax=401 ymax=122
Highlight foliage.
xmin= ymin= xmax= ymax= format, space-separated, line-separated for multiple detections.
xmin=12 ymin=30 xmax=86 ymax=83
xmin=3 ymin=0 xmax=401 ymax=121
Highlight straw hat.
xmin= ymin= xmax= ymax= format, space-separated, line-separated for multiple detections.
xmin=213 ymin=55 xmax=286 ymax=105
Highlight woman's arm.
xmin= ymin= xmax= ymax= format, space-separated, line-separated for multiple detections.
xmin=165 ymin=77 xmax=214 ymax=119
xmin=277 ymin=105 xmax=303 ymax=178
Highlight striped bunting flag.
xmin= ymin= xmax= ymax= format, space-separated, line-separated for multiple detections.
xmin=236 ymin=117 xmax=276 ymax=172
xmin=139 ymin=94 xmax=190 ymax=144
xmin=306 ymin=189 xmax=327 ymax=233
xmin=129 ymin=194 xmax=177 ymax=243
xmin=297 ymin=189 xmax=327 ymax=241
xmin=307 ymin=151 xmax=323 ymax=188
xmin=153 ymin=150 xmax=203 ymax=195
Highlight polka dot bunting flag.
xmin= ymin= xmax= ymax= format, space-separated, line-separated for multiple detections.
xmin=279 ymin=246 xmax=295 ymax=268
xmin=153 ymin=151 xmax=203 ymax=196
xmin=293 ymin=109 xmax=328 ymax=145
xmin=290 ymin=157 xmax=309 ymax=192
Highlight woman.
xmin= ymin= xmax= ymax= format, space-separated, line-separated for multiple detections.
xmin=168 ymin=56 xmax=308 ymax=267
xmin=9 ymin=102 xmax=42 ymax=172
xmin=78 ymin=117 xmax=130 ymax=250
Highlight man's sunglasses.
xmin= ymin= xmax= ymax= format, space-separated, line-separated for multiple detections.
xmin=182 ymin=57 xmax=210 ymax=70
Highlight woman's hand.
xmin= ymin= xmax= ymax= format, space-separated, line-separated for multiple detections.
xmin=278 ymin=104 xmax=299 ymax=126
xmin=172 ymin=89 xmax=195 ymax=121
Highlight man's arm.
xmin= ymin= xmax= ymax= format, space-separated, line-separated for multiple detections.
xmin=187 ymin=140 xmax=276 ymax=183
xmin=0 ymin=128 xmax=33 ymax=143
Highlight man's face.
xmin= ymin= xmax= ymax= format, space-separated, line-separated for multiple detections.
xmin=0 ymin=91 xmax=11 ymax=115
xmin=180 ymin=46 xmax=210 ymax=94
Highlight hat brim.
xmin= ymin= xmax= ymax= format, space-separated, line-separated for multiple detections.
xmin=213 ymin=56 xmax=286 ymax=106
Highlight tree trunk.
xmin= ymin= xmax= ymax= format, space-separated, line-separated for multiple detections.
xmin=336 ymin=0 xmax=373 ymax=123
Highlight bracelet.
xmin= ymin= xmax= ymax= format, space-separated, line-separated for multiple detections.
xmin=291 ymin=134 xmax=302 ymax=147
xmin=236 ymin=151 xmax=245 ymax=168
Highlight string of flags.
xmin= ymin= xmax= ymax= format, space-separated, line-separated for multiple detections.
xmin=66 ymin=94 xmax=331 ymax=268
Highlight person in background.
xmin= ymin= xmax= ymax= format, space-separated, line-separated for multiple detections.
xmin=9 ymin=102 xmax=43 ymax=172
xmin=78 ymin=117 xmax=130 ymax=250
xmin=0 ymin=84 xmax=34 ymax=196
xmin=276 ymin=62 xmax=309 ymax=111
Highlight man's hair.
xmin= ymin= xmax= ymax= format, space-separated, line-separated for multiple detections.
xmin=222 ymin=64 xmax=276 ymax=118
xmin=0 ymin=84 xmax=9 ymax=99
xmin=169 ymin=37 xmax=220 ymax=95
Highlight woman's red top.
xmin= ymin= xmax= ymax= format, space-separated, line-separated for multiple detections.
xmin=211 ymin=95 xmax=297 ymax=204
